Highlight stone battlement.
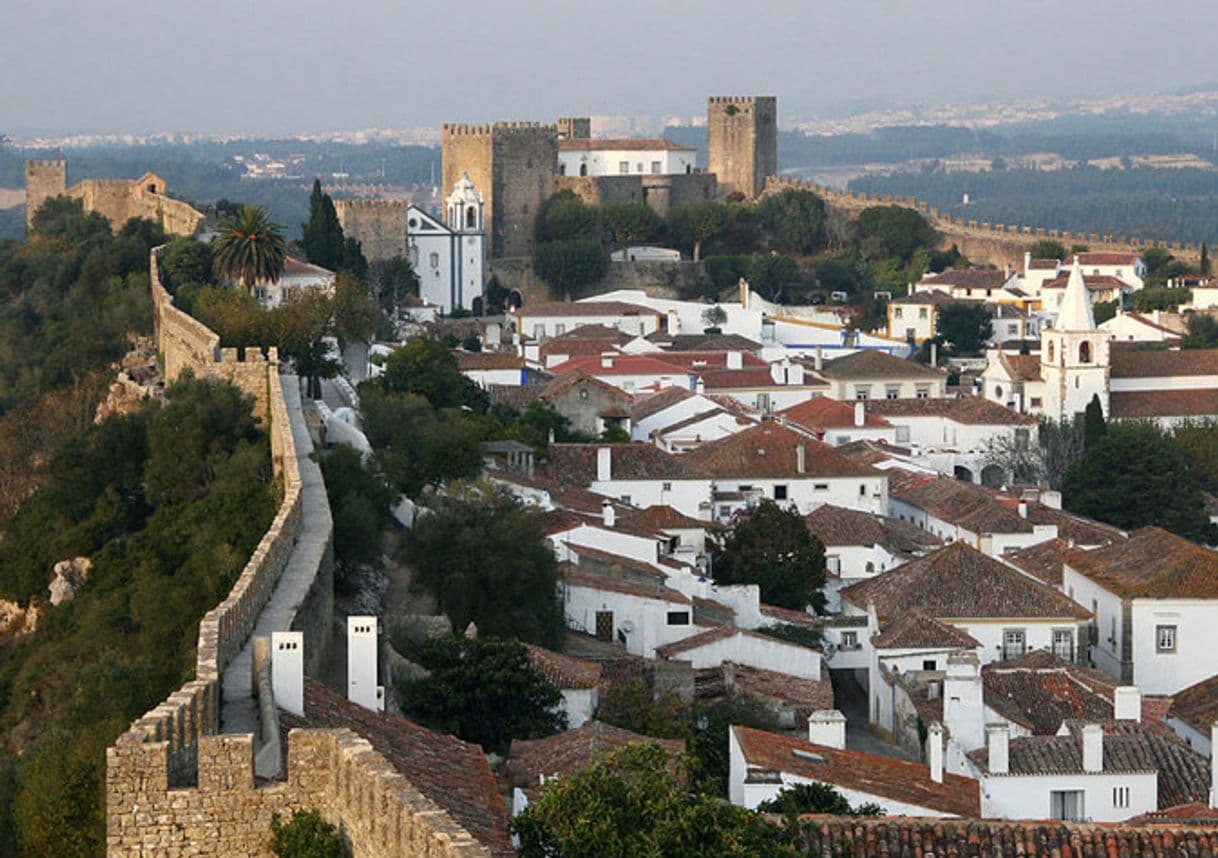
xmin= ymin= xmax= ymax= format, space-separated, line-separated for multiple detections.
xmin=332 ymin=198 xmax=409 ymax=210
xmin=25 ymin=158 xmax=67 ymax=168
xmin=764 ymin=176 xmax=1204 ymax=269
xmin=708 ymin=95 xmax=771 ymax=104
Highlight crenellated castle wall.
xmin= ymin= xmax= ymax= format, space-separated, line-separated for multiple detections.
xmin=25 ymin=160 xmax=204 ymax=236
xmin=764 ymin=176 xmax=1205 ymax=270
xmin=334 ymin=198 xmax=411 ymax=263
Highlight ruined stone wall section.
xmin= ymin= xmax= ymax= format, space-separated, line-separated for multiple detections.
xmin=23 ymin=159 xmax=67 ymax=227
xmin=334 ymin=199 xmax=410 ymax=263
xmin=764 ymin=176 xmax=1203 ymax=270
xmin=106 ymin=729 xmax=490 ymax=857
xmin=25 ymin=160 xmax=204 ymax=236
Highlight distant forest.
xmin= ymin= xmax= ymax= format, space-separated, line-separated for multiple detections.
xmin=0 ymin=140 xmax=440 ymax=240
xmin=849 ymin=167 xmax=1218 ymax=247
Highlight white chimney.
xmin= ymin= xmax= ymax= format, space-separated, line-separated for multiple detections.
xmin=1082 ymin=723 xmax=1103 ymax=773
xmin=1017 ymin=501 xmax=1028 ymax=519
xmin=695 ymin=376 xmax=705 ymax=395
xmin=927 ymin=722 xmax=945 ymax=783
xmin=347 ymin=616 xmax=383 ymax=712
xmin=986 ymin=723 xmax=1010 ymax=774
xmin=667 ymin=308 xmax=679 ymax=334
xmin=600 ymin=351 xmax=614 ymax=369
xmin=807 ymin=709 xmax=847 ymax=750
xmin=796 ymin=443 xmax=806 ymax=475
xmin=727 ymin=351 xmax=743 ymax=370
xmin=814 ymin=345 xmax=824 ymax=372
xmin=1024 ymin=251 xmax=1032 ymax=274
xmin=1210 ymin=722 xmax=1218 ymax=809
xmin=1113 ymin=686 xmax=1141 ymax=722
xmin=601 ymin=499 xmax=616 ymax=528
xmin=596 ymin=446 xmax=612 ymax=481
xmin=739 ymin=277 xmax=751 ymax=307
xmin=271 ymin=631 xmax=304 ymax=717
xmin=930 ymin=342 xmax=939 ymax=367
xmin=854 ymin=401 xmax=865 ymax=427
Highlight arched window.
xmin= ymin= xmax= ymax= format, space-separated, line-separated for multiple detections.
xmin=1079 ymin=341 xmax=1092 ymax=363
xmin=995 ymin=385 xmax=1003 ymax=400
xmin=466 ymin=206 xmax=477 ymax=229
xmin=579 ymin=163 xmax=588 ymax=177
xmin=429 ymin=252 xmax=439 ymax=269
xmin=1047 ymin=341 xmax=1055 ymax=364
xmin=558 ymin=163 xmax=566 ymax=176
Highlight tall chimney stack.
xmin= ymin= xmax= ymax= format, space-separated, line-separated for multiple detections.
xmin=1114 ymin=686 xmax=1141 ymax=722
xmin=347 ymin=616 xmax=384 ymax=712
xmin=271 ymin=631 xmax=304 ymax=717
xmin=596 ymin=446 xmax=612 ymax=481
xmin=854 ymin=401 xmax=865 ymax=428
xmin=986 ymin=723 xmax=1009 ymax=775
xmin=1082 ymin=724 xmax=1103 ymax=773
xmin=928 ymin=722 xmax=944 ymax=783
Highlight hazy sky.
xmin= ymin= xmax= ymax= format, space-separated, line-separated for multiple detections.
xmin=4 ymin=0 xmax=1218 ymax=137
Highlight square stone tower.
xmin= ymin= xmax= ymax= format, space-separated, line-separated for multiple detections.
xmin=556 ymin=117 xmax=591 ymax=140
xmin=24 ymin=159 xmax=68 ymax=229
xmin=706 ymin=96 xmax=777 ymax=199
xmin=442 ymin=122 xmax=557 ymax=259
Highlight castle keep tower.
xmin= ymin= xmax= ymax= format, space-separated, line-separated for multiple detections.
xmin=706 ymin=96 xmax=777 ymax=199
xmin=24 ymin=159 xmax=67 ymax=228
xmin=442 ymin=122 xmax=558 ymax=259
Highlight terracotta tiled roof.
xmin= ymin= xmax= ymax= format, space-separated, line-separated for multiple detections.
xmin=457 ymin=350 xmax=524 ymax=370
xmin=1074 ymin=252 xmax=1141 ymax=266
xmin=1065 ymin=527 xmax=1218 ymax=599
xmin=547 ymin=443 xmax=709 ymax=482
xmin=281 ymin=256 xmax=335 ymax=277
xmin=892 ymin=476 xmax=1032 ymax=535
xmin=921 ymin=269 xmax=1011 ymax=290
xmin=759 ymin=603 xmax=819 ymax=627
xmin=630 ymin=385 xmax=697 ymax=420
xmin=488 ymin=383 xmax=545 ymax=410
xmin=516 ymin=301 xmax=659 ymax=318
xmin=653 ymin=625 xmax=739 ymax=658
xmin=648 ymin=333 xmax=762 ymax=352
xmin=1002 ymin=538 xmax=1073 ymax=585
xmin=539 ymin=338 xmax=628 ymax=359
xmin=1133 ymin=802 xmax=1218 ymax=823
xmin=864 ymin=396 xmax=1037 ymax=426
xmin=982 ymin=662 xmax=1114 ymax=734
xmin=1027 ymin=257 xmax=1061 ymax=271
xmin=1042 ymin=274 xmax=1129 ymax=291
xmin=1018 ymin=503 xmax=1124 ymax=548
xmin=1167 ymin=673 xmax=1218 ymax=735
xmin=733 ymin=726 xmax=981 ymax=817
xmin=1000 ymin=352 xmax=1042 ymax=382
xmin=546 ymin=323 xmax=631 ymax=342
xmin=779 ymin=397 xmax=892 ymax=432
xmin=648 ymin=350 xmax=769 ymax=372
xmin=890 ymin=290 xmax=955 ymax=306
xmin=1122 ymin=311 xmax=1186 ymax=336
xmin=1110 ymin=347 xmax=1218 ymax=379
xmin=627 ymin=504 xmax=710 ymax=531
xmin=804 ymin=504 xmax=941 ymax=555
xmin=841 ymin=541 xmax=1092 ymax=621
xmin=547 ymin=354 xmax=695 ymax=378
xmin=1110 ymin=388 xmax=1218 ymax=418
xmin=799 ymin=818 xmax=1218 ymax=854
xmin=557 ymin=137 xmax=695 ymax=152
xmin=280 ymin=679 xmax=513 ymax=857
xmin=872 ymin=612 xmax=980 ymax=650
xmin=699 ymin=365 xmax=821 ymax=390
xmin=525 ymin=644 xmax=602 ymax=690
xmin=723 ymin=662 xmax=835 ymax=716
xmin=561 ymin=566 xmax=691 ymax=604
xmin=507 ymin=721 xmax=684 ymax=800
xmin=683 ymin=423 xmax=880 ymax=479
xmin=819 ymin=350 xmax=945 ymax=380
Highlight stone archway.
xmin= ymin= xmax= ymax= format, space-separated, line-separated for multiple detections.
xmin=980 ymin=464 xmax=1005 ymax=488
xmin=953 ymin=465 xmax=975 ymax=482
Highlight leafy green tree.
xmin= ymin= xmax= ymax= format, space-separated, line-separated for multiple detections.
xmin=596 ymin=679 xmax=687 ymax=739
xmin=757 ymin=782 xmax=883 ymax=817
xmin=504 ymin=400 xmax=591 ymax=453
xmin=341 ymin=236 xmax=368 ymax=281
xmin=318 ymin=444 xmax=395 ymax=583
xmin=535 ymin=191 xmax=598 ymax=243
xmin=702 ymin=305 xmax=728 ymax=330
xmin=330 ymin=271 xmax=379 ymax=349
xmin=813 ymin=252 xmax=866 ymax=296
xmin=370 ymin=335 xmax=482 ymax=410
xmin=1093 ymin=299 xmax=1119 ymax=325
xmin=1202 ymin=242 xmax=1211 ymax=276
xmin=512 ymin=743 xmax=793 ymax=858
xmin=271 ymin=286 xmax=340 ymax=399
xmin=532 ymin=238 xmax=609 ymax=299
xmin=746 ymin=254 xmax=802 ymax=303
xmin=602 ymin=202 xmax=663 ymax=247
xmin=1131 ymin=287 xmax=1190 ymax=312
xmin=191 ymin=285 xmax=269 ymax=347
xmin=600 ymin=422 xmax=630 ymax=443
xmin=1027 ymin=240 xmax=1067 ymax=261
xmin=670 ymin=201 xmax=730 ymax=262
xmin=161 ymin=236 xmax=214 ymax=291
xmin=397 ymin=635 xmax=565 ymax=753
xmin=1173 ymin=419 xmax=1218 ymax=495
xmin=713 ymin=501 xmax=826 ymax=610
xmin=757 ymin=189 xmax=827 ymax=255
xmin=856 ymin=206 xmax=935 ymax=264
xmin=702 ymin=255 xmax=750 ymax=293
xmin=368 ymin=256 xmax=420 ymax=310
xmin=212 ymin=205 xmax=288 ymax=292
xmin=301 ymin=179 xmax=345 ymax=270
xmin=1083 ymin=394 xmax=1106 ymax=447
xmin=1181 ymin=314 xmax=1218 ymax=349
xmin=936 ymin=302 xmax=993 ymax=354
xmin=1062 ymin=421 xmax=1218 ymax=542
xmin=271 ymin=809 xmax=351 ymax=858
xmin=404 ymin=481 xmax=565 ymax=646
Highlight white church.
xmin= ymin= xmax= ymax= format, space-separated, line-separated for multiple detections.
xmin=981 ymin=258 xmax=1218 ymax=425
xmin=407 ymin=173 xmax=486 ymax=313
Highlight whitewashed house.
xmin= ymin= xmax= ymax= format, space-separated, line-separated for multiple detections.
xmin=655 ymin=626 xmax=823 ymax=680
xmin=525 ymin=645 xmax=602 ymax=729
xmin=778 ymin=397 xmax=899 ymax=447
xmin=816 ymin=350 xmax=949 ymax=401
xmin=557 ymin=138 xmax=698 ymax=177
xmin=252 ymin=256 xmax=335 ymax=308
xmin=1166 ymin=675 xmax=1218 ymax=756
xmin=561 ymin=564 xmax=697 ymax=658
xmin=546 ymin=444 xmax=712 ymax=519
xmin=513 ymin=301 xmax=662 ymax=341
xmin=1062 ymin=527 xmax=1218 ymax=695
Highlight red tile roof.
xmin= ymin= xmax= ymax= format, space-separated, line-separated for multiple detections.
xmin=1073 ymin=252 xmax=1141 ymax=266
xmin=561 ymin=566 xmax=691 ymax=604
xmin=804 ymin=504 xmax=941 ymax=555
xmin=872 ymin=612 xmax=981 ymax=650
xmin=1110 ymin=347 xmax=1218 ymax=378
xmin=627 ymin=504 xmax=710 ymax=531
xmin=841 ymin=541 xmax=1091 ymax=621
xmin=683 ymin=423 xmax=880 ymax=479
xmin=1168 ymin=673 xmax=1218 ymax=735
xmin=557 ymin=137 xmax=696 ymax=152
xmin=779 ymin=397 xmax=892 ymax=433
xmin=1065 ymin=527 xmax=1218 ymax=599
xmin=921 ymin=269 xmax=1012 ymax=290
xmin=723 ymin=662 xmax=835 ymax=716
xmin=864 ymin=396 xmax=1037 ymax=426
xmin=516 ymin=301 xmax=659 ymax=318
xmin=982 ymin=660 xmax=1114 ymax=735
xmin=280 ymin=679 xmax=513 ymax=857
xmin=819 ymin=350 xmax=946 ymax=380
xmin=733 ymin=725 xmax=981 ymax=817
xmin=1026 ymin=257 xmax=1061 ymax=271
xmin=1002 ymin=538 xmax=1073 ymax=585
xmin=456 ymin=351 xmax=524 ymax=370
xmin=1042 ymin=274 xmax=1130 ymax=291
xmin=525 ymin=644 xmax=603 ymax=690
xmin=547 ymin=443 xmax=708 ymax=481
xmin=1110 ymin=388 xmax=1218 ymax=418
xmin=547 ymin=353 xmax=694 ymax=378
xmin=999 ymin=352 xmax=1042 ymax=382
xmin=630 ymin=385 xmax=697 ymax=420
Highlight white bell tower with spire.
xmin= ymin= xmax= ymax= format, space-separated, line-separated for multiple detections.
xmin=1041 ymin=257 xmax=1109 ymax=421
xmin=444 ymin=172 xmax=485 ymax=312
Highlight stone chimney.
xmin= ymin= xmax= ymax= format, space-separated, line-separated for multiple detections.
xmin=1113 ymin=686 xmax=1141 ymax=722
xmin=596 ymin=446 xmax=612 ymax=481
xmin=726 ymin=351 xmax=743 ymax=370
xmin=1082 ymin=723 xmax=1103 ymax=773
xmin=854 ymin=401 xmax=865 ymax=427
xmin=602 ymin=499 xmax=616 ymax=528
xmin=927 ymin=722 xmax=945 ymax=783
xmin=807 ymin=709 xmax=847 ymax=750
xmin=347 ymin=616 xmax=384 ymax=712
xmin=986 ymin=723 xmax=1009 ymax=775
xmin=796 ymin=443 xmax=805 ymax=475
xmin=271 ymin=631 xmax=304 ymax=717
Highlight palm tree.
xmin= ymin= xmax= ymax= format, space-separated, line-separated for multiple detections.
xmin=211 ymin=205 xmax=287 ymax=292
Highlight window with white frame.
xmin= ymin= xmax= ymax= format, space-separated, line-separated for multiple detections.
xmin=1113 ymin=786 xmax=1130 ymax=809
xmin=1050 ymin=790 xmax=1084 ymax=821
xmin=1157 ymin=624 xmax=1177 ymax=653
xmin=1003 ymin=628 xmax=1026 ymax=660
xmin=841 ymin=630 xmax=858 ymax=649
xmin=619 ymin=161 xmax=629 ymax=174
xmin=915 ymin=387 xmax=930 ymax=399
xmin=826 ymin=555 xmax=841 ymax=574
xmin=894 ymin=307 xmax=904 ymax=319
xmin=1052 ymin=629 xmax=1074 ymax=661
xmin=886 ymin=387 xmax=900 ymax=399
xmin=855 ymin=387 xmax=870 ymax=400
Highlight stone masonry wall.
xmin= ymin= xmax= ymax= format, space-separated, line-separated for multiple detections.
xmin=23 ymin=159 xmax=67 ymax=228
xmin=334 ymin=199 xmax=411 ymax=263
xmin=764 ymin=176 xmax=1205 ymax=271
xmin=557 ymin=172 xmax=717 ymax=220
xmin=106 ymin=728 xmax=489 ymax=857
xmin=490 ymin=257 xmax=705 ymax=305
xmin=490 ymin=124 xmax=558 ymax=259
xmin=25 ymin=160 xmax=204 ymax=236
xmin=707 ymin=96 xmax=777 ymax=199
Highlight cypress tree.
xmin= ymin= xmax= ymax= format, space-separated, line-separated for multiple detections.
xmin=1201 ymin=242 xmax=1211 ymax=276
xmin=302 ymin=179 xmax=345 ymax=269
xmin=1083 ymin=394 xmax=1106 ymax=448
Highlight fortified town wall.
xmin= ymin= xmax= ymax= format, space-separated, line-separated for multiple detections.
xmin=105 ymin=250 xmax=482 ymax=856
xmin=764 ymin=176 xmax=1205 ymax=271
xmin=334 ymin=198 xmax=411 ymax=263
